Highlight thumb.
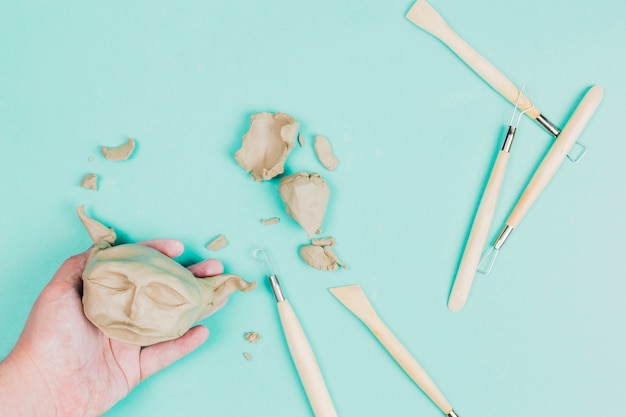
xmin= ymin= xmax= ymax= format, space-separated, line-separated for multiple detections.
xmin=47 ymin=248 xmax=91 ymax=292
xmin=139 ymin=325 xmax=209 ymax=381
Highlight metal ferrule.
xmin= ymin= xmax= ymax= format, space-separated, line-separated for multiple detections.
xmin=269 ymin=275 xmax=285 ymax=302
xmin=501 ymin=126 xmax=516 ymax=153
xmin=536 ymin=114 xmax=560 ymax=138
xmin=447 ymin=411 xmax=459 ymax=417
xmin=493 ymin=224 xmax=514 ymax=250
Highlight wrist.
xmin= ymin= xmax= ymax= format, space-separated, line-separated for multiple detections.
xmin=0 ymin=347 xmax=58 ymax=417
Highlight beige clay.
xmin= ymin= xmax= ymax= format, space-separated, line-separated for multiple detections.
xmin=299 ymin=244 xmax=347 ymax=271
xmin=206 ymin=234 xmax=228 ymax=251
xmin=76 ymin=206 xmax=256 ymax=346
xmin=101 ymin=138 xmax=135 ymax=161
xmin=261 ymin=217 xmax=280 ymax=225
xmin=244 ymin=331 xmax=262 ymax=343
xmin=313 ymin=135 xmax=339 ymax=171
xmin=80 ymin=173 xmax=98 ymax=191
xmin=311 ymin=237 xmax=335 ymax=247
xmin=235 ymin=112 xmax=299 ymax=181
xmin=278 ymin=172 xmax=330 ymax=238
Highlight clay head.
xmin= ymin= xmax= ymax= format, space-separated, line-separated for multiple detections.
xmin=77 ymin=206 xmax=256 ymax=346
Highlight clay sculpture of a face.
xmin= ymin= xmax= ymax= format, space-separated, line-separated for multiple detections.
xmin=77 ymin=206 xmax=256 ymax=346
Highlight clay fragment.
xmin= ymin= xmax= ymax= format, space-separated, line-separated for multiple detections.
xmin=261 ymin=217 xmax=280 ymax=225
xmin=244 ymin=331 xmax=262 ymax=343
xmin=278 ymin=172 xmax=330 ymax=238
xmin=101 ymin=138 xmax=136 ymax=161
xmin=314 ymin=135 xmax=339 ymax=171
xmin=322 ymin=246 xmax=348 ymax=270
xmin=80 ymin=173 xmax=98 ymax=191
xmin=76 ymin=206 xmax=256 ymax=346
xmin=206 ymin=234 xmax=229 ymax=251
xmin=298 ymin=132 xmax=305 ymax=147
xmin=311 ymin=237 xmax=335 ymax=247
xmin=243 ymin=352 xmax=253 ymax=361
xmin=299 ymin=244 xmax=347 ymax=271
xmin=235 ymin=112 xmax=299 ymax=181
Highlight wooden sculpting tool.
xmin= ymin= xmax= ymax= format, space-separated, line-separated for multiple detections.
xmin=478 ymin=85 xmax=603 ymax=274
xmin=330 ymin=284 xmax=459 ymax=417
xmin=449 ymin=88 xmax=534 ymax=311
xmin=254 ymin=248 xmax=338 ymax=417
xmin=405 ymin=0 xmax=588 ymax=161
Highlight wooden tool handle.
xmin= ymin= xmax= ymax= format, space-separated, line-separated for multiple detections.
xmin=449 ymin=150 xmax=510 ymax=312
xmin=406 ymin=0 xmax=539 ymax=119
xmin=366 ymin=315 xmax=453 ymax=414
xmin=506 ymin=86 xmax=603 ymax=227
xmin=277 ymin=300 xmax=338 ymax=417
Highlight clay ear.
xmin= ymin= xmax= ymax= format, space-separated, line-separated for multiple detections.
xmin=197 ymin=274 xmax=256 ymax=310
xmin=76 ymin=205 xmax=117 ymax=246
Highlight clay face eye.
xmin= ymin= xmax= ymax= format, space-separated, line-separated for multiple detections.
xmin=89 ymin=273 xmax=132 ymax=291
xmin=143 ymin=283 xmax=188 ymax=309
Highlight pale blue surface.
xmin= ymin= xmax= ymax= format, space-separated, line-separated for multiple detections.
xmin=1 ymin=1 xmax=624 ymax=416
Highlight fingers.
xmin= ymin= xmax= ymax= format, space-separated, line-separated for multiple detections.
xmin=139 ymin=325 xmax=209 ymax=381
xmin=187 ymin=258 xmax=224 ymax=277
xmin=139 ymin=240 xmax=224 ymax=277
xmin=138 ymin=239 xmax=184 ymax=258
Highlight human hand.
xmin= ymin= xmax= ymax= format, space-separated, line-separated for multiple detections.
xmin=0 ymin=239 xmax=225 ymax=417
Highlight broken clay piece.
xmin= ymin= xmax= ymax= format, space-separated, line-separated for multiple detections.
xmin=311 ymin=236 xmax=335 ymax=247
xmin=298 ymin=132 xmax=305 ymax=147
xmin=235 ymin=112 xmax=299 ymax=181
xmin=261 ymin=217 xmax=280 ymax=225
xmin=243 ymin=352 xmax=253 ymax=361
xmin=299 ymin=244 xmax=347 ymax=272
xmin=80 ymin=173 xmax=98 ymax=191
xmin=101 ymin=137 xmax=136 ymax=161
xmin=76 ymin=206 xmax=256 ymax=346
xmin=244 ymin=331 xmax=262 ymax=343
xmin=278 ymin=172 xmax=330 ymax=238
xmin=206 ymin=234 xmax=229 ymax=251
xmin=314 ymin=135 xmax=339 ymax=171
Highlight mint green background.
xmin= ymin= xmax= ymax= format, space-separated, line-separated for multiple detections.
xmin=1 ymin=1 xmax=623 ymax=416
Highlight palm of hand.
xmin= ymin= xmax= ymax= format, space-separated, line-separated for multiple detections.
xmin=15 ymin=240 xmax=220 ymax=417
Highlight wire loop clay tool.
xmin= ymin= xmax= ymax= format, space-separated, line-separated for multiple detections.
xmin=448 ymin=87 xmax=534 ymax=312
xmin=330 ymin=284 xmax=459 ymax=417
xmin=405 ymin=0 xmax=589 ymax=162
xmin=477 ymin=85 xmax=603 ymax=274
xmin=254 ymin=248 xmax=338 ymax=417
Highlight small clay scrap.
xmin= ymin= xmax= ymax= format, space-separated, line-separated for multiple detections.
xmin=80 ymin=173 xmax=98 ymax=191
xmin=206 ymin=234 xmax=229 ymax=251
xmin=278 ymin=172 xmax=330 ymax=238
xmin=235 ymin=112 xmax=299 ymax=181
xmin=298 ymin=132 xmax=305 ymax=147
xmin=261 ymin=217 xmax=280 ymax=225
xmin=299 ymin=243 xmax=347 ymax=272
xmin=76 ymin=206 xmax=256 ymax=346
xmin=244 ymin=331 xmax=262 ymax=343
xmin=101 ymin=138 xmax=136 ymax=161
xmin=243 ymin=352 xmax=253 ymax=361
xmin=314 ymin=135 xmax=339 ymax=171
xmin=311 ymin=236 xmax=335 ymax=247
